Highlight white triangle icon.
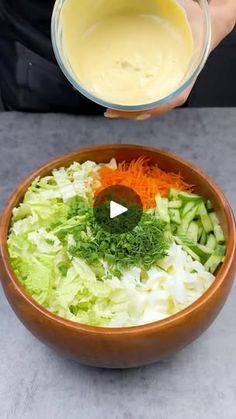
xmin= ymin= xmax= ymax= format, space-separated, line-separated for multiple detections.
xmin=110 ymin=201 xmax=128 ymax=219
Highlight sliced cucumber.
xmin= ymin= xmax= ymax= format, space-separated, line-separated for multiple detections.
xmin=169 ymin=209 xmax=181 ymax=225
xmin=204 ymin=245 xmax=226 ymax=273
xmin=168 ymin=200 xmax=182 ymax=209
xmin=155 ymin=195 xmax=170 ymax=223
xmin=198 ymin=202 xmax=213 ymax=233
xmin=182 ymin=201 xmax=196 ymax=216
xmin=204 ymin=254 xmax=223 ymax=273
xmin=182 ymin=245 xmax=201 ymax=262
xmin=214 ymin=225 xmax=225 ymax=244
xmin=200 ymin=229 xmax=207 ymax=245
xmin=160 ymin=190 xmax=226 ymax=274
xmin=206 ymin=234 xmax=217 ymax=251
xmin=188 ymin=243 xmax=212 ymax=262
xmin=177 ymin=206 xmax=198 ymax=236
xmin=196 ymin=221 xmax=203 ymax=241
xmin=169 ymin=188 xmax=179 ymax=200
xmin=209 ymin=212 xmax=220 ymax=226
xmin=187 ymin=221 xmax=199 ymax=243
xmin=178 ymin=191 xmax=202 ymax=201
xmin=214 ymin=245 xmax=227 ymax=257
xmin=206 ymin=200 xmax=213 ymax=211
xmin=174 ymin=236 xmax=201 ymax=261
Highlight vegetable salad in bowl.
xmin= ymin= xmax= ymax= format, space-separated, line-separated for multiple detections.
xmin=8 ymin=157 xmax=226 ymax=327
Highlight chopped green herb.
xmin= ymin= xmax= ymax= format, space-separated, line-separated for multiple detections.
xmin=63 ymin=199 xmax=170 ymax=275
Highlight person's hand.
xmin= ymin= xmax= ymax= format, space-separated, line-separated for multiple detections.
xmin=105 ymin=0 xmax=236 ymax=120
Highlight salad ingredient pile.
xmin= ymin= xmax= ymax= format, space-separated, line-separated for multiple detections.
xmin=68 ymin=203 xmax=169 ymax=275
xmin=96 ymin=156 xmax=192 ymax=208
xmin=8 ymin=158 xmax=226 ymax=327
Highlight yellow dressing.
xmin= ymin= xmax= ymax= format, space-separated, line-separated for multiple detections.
xmin=61 ymin=0 xmax=194 ymax=106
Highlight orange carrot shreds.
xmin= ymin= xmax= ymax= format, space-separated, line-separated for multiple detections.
xmin=95 ymin=157 xmax=193 ymax=209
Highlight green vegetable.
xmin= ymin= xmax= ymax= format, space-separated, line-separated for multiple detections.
xmin=204 ymin=246 xmax=226 ymax=273
xmin=174 ymin=236 xmax=201 ymax=262
xmin=188 ymin=243 xmax=212 ymax=262
xmin=178 ymin=191 xmax=202 ymax=201
xmin=214 ymin=225 xmax=225 ymax=244
xmin=155 ymin=194 xmax=170 ymax=223
xmin=175 ymin=236 xmax=211 ymax=262
xmin=209 ymin=212 xmax=220 ymax=226
xmin=196 ymin=221 xmax=203 ymax=241
xmin=215 ymin=245 xmax=227 ymax=256
xmin=200 ymin=229 xmax=207 ymax=245
xmin=206 ymin=234 xmax=217 ymax=251
xmin=68 ymin=200 xmax=170 ymax=274
xmin=182 ymin=201 xmax=196 ymax=216
xmin=204 ymin=255 xmax=223 ymax=274
xmin=187 ymin=221 xmax=199 ymax=243
xmin=169 ymin=188 xmax=179 ymax=200
xmin=177 ymin=205 xmax=198 ymax=236
xmin=168 ymin=200 xmax=182 ymax=209
xmin=167 ymin=189 xmax=226 ymax=270
xmin=169 ymin=209 xmax=181 ymax=225
xmin=206 ymin=200 xmax=213 ymax=211
xmin=198 ymin=202 xmax=213 ymax=233
xmin=67 ymin=196 xmax=92 ymax=218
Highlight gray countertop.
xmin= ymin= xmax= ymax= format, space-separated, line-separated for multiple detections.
xmin=0 ymin=109 xmax=235 ymax=419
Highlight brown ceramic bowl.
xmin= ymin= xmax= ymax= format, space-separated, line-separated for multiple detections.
xmin=0 ymin=145 xmax=236 ymax=368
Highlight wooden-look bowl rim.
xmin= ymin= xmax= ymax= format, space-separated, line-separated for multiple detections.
xmin=0 ymin=144 xmax=235 ymax=335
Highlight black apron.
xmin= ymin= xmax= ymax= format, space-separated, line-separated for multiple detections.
xmin=0 ymin=0 xmax=236 ymax=112
xmin=0 ymin=0 xmax=103 ymax=113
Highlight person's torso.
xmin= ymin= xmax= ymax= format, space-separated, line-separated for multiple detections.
xmin=0 ymin=0 xmax=55 ymax=61
xmin=0 ymin=0 xmax=103 ymax=113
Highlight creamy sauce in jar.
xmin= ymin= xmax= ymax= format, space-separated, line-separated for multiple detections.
xmin=61 ymin=0 xmax=194 ymax=106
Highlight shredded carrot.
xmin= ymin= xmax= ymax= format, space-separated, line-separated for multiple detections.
xmin=94 ymin=157 xmax=193 ymax=209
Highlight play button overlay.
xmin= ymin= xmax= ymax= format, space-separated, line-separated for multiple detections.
xmin=110 ymin=201 xmax=128 ymax=219
xmin=94 ymin=185 xmax=143 ymax=234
